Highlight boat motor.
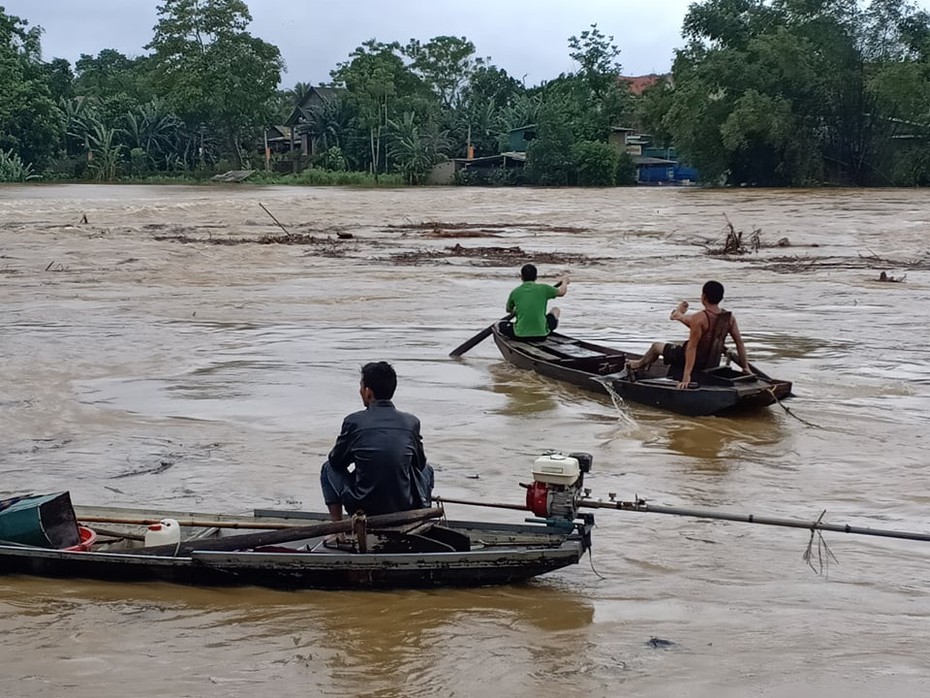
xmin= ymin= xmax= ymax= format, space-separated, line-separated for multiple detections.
xmin=523 ymin=452 xmax=592 ymax=520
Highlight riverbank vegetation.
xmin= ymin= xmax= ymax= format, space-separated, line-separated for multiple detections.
xmin=0 ymin=0 xmax=928 ymax=187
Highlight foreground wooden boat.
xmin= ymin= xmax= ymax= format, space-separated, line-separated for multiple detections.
xmin=491 ymin=325 xmax=793 ymax=417
xmin=0 ymin=502 xmax=594 ymax=590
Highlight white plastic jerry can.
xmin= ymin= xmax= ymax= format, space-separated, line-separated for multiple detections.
xmin=144 ymin=518 xmax=181 ymax=547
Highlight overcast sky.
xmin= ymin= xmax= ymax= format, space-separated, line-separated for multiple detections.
xmin=4 ymin=0 xmax=697 ymax=86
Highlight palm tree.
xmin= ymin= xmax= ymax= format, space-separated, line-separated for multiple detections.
xmin=123 ymin=99 xmax=182 ymax=170
xmin=388 ymin=111 xmax=448 ymax=184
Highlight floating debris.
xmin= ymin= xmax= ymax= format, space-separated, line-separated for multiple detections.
xmin=647 ymin=637 xmax=676 ymax=649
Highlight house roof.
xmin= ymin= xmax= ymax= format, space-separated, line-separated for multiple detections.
xmin=619 ymin=74 xmax=668 ymax=95
xmin=265 ymin=125 xmax=293 ymax=140
xmin=458 ymin=152 xmax=527 ymax=167
xmin=634 ymin=156 xmax=676 ymax=166
xmin=508 ymin=124 xmax=537 ymax=133
xmin=285 ymin=85 xmax=347 ymax=126
xmin=309 ymin=86 xmax=342 ymax=102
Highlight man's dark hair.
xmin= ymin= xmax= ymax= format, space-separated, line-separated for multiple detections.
xmin=520 ymin=263 xmax=538 ymax=281
xmin=361 ymin=361 xmax=397 ymax=400
xmin=703 ymin=280 xmax=725 ymax=305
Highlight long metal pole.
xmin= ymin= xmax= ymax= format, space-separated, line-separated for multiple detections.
xmin=435 ymin=495 xmax=930 ymax=543
xmin=580 ymin=500 xmax=930 ymax=543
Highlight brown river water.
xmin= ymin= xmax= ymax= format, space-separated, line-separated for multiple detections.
xmin=1 ymin=184 xmax=929 ymax=697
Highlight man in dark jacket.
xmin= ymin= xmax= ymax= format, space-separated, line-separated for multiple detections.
xmin=320 ymin=361 xmax=434 ymax=521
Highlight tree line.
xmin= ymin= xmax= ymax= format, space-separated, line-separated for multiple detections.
xmin=0 ymin=0 xmax=928 ymax=187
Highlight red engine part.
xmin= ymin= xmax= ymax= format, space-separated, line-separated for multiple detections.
xmin=525 ymin=481 xmax=551 ymax=517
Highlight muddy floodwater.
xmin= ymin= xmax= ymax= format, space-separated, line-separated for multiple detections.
xmin=1 ymin=183 xmax=929 ymax=697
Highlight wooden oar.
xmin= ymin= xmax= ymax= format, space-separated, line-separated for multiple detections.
xmin=123 ymin=507 xmax=443 ymax=557
xmin=449 ymin=313 xmax=513 ymax=358
xmin=449 ymin=281 xmax=562 ymax=358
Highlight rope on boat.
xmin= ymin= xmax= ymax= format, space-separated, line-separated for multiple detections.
xmin=723 ymin=350 xmax=822 ymax=428
xmin=587 ymin=548 xmax=608 ymax=580
xmin=802 ymin=510 xmax=838 ymax=575
xmin=767 ymin=386 xmax=822 ymax=428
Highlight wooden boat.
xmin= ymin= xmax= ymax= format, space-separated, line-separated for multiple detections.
xmin=0 ymin=501 xmax=594 ymax=590
xmin=491 ymin=323 xmax=793 ymax=417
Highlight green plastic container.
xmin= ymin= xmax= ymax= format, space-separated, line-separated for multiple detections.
xmin=0 ymin=492 xmax=81 ymax=548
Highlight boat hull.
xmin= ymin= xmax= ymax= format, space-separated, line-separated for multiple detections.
xmin=0 ymin=505 xmax=591 ymax=591
xmin=491 ymin=326 xmax=793 ymax=417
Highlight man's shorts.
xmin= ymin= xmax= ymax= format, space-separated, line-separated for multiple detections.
xmin=499 ymin=313 xmax=558 ymax=341
xmin=662 ymin=342 xmax=685 ymax=366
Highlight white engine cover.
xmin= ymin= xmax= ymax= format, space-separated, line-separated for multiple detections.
xmin=532 ymin=453 xmax=581 ymax=486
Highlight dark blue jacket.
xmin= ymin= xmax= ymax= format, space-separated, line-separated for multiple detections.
xmin=327 ymin=399 xmax=428 ymax=515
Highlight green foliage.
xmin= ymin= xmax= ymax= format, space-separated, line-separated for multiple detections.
xmin=123 ymin=99 xmax=184 ymax=170
xmin=6 ymin=3 xmax=928 ymax=188
xmin=572 ymin=140 xmax=618 ymax=186
xmin=0 ymin=148 xmax=39 ymax=181
xmin=302 ymin=96 xmax=355 ymax=156
xmin=568 ymin=24 xmax=622 ymax=98
xmin=443 ymin=65 xmax=526 ymax=159
xmin=404 ymin=36 xmax=486 ymax=107
xmin=147 ymin=0 xmax=283 ymax=169
xmin=387 ymin=111 xmax=448 ymax=184
xmin=129 ymin=147 xmax=149 ymax=176
xmin=43 ymin=58 xmax=74 ymax=102
xmin=85 ymin=121 xmax=123 ymax=181
xmin=249 ymin=169 xmax=405 ymax=186
xmin=332 ymin=39 xmax=432 ymax=175
xmin=655 ymin=0 xmax=930 ymax=185
xmin=525 ymin=108 xmax=576 ymax=185
xmin=615 ymin=151 xmax=637 ymax=185
xmin=464 ymin=66 xmax=524 ymax=109
xmin=74 ymin=49 xmax=154 ymax=104
xmin=314 ymin=145 xmax=347 ymax=171
xmin=530 ymin=26 xmax=632 ymax=145
xmin=0 ymin=8 xmax=65 ymax=168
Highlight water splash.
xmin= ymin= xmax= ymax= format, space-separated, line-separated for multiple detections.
xmin=596 ymin=377 xmax=638 ymax=428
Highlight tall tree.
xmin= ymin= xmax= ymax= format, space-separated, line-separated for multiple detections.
xmin=43 ymin=57 xmax=74 ymax=103
xmin=147 ymin=0 xmax=282 ymax=168
xmin=403 ymin=35 xmax=486 ymax=108
xmin=0 ymin=8 xmax=64 ymax=168
xmin=332 ymin=39 xmax=430 ymax=176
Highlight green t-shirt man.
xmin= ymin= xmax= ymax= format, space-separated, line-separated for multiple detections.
xmin=505 ymin=264 xmax=569 ymax=338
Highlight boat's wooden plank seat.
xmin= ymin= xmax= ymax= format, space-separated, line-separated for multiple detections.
xmin=544 ymin=343 xmax=604 ymax=360
xmin=513 ymin=342 xmax=564 ymax=361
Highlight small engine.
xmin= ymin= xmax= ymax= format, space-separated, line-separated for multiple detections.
xmin=524 ymin=452 xmax=592 ymax=519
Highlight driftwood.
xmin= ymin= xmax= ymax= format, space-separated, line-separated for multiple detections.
xmin=701 ymin=215 xmax=790 ymax=256
xmin=386 ymin=221 xmax=587 ymax=234
xmin=390 ymin=244 xmax=598 ymax=267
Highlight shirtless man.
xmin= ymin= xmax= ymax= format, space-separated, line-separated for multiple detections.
xmin=627 ymin=280 xmax=752 ymax=389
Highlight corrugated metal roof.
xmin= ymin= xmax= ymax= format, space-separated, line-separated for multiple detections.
xmin=634 ymin=156 xmax=676 ymax=165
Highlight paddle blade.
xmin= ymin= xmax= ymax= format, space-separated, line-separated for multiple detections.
xmin=449 ymin=324 xmax=495 ymax=357
xmin=449 ymin=314 xmax=513 ymax=358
